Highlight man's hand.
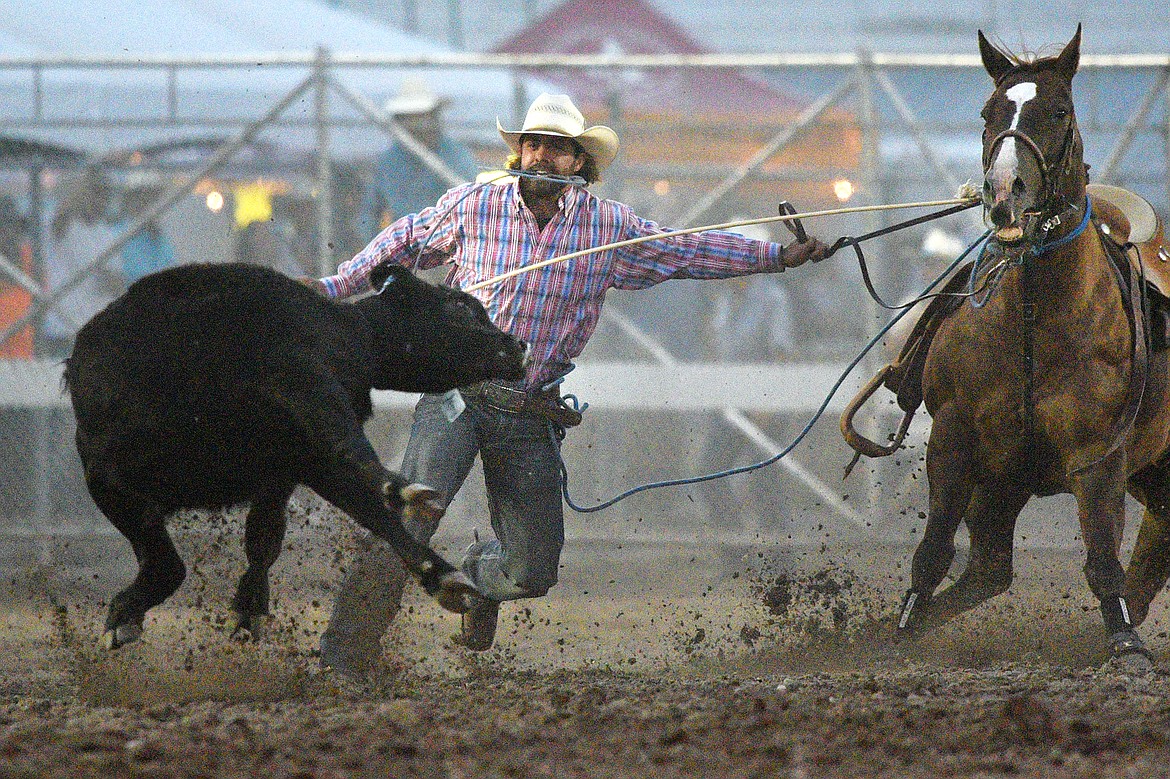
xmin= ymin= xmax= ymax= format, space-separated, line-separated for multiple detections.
xmin=781 ymin=237 xmax=833 ymax=269
xmin=297 ymin=277 xmax=330 ymax=296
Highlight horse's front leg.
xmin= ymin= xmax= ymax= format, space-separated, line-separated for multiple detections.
xmin=1072 ymin=449 xmax=1153 ymax=669
xmin=897 ymin=414 xmax=977 ymax=633
xmin=925 ymin=480 xmax=1030 ymax=623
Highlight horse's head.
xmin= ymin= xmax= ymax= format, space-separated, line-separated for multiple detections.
xmin=979 ymin=25 xmax=1086 ymax=247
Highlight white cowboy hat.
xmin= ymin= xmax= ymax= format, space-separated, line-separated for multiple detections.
xmin=384 ymin=77 xmax=447 ymax=116
xmin=497 ymin=93 xmax=619 ymax=172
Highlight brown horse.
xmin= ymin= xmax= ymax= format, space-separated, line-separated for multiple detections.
xmin=850 ymin=26 xmax=1170 ymax=668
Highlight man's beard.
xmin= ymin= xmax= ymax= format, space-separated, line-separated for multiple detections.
xmin=519 ymin=168 xmax=565 ymax=200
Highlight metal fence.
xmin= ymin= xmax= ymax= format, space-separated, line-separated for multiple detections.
xmin=1 ymin=51 xmax=1167 ymax=566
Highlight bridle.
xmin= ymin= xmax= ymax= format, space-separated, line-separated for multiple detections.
xmin=981 ymin=85 xmax=1083 ymax=246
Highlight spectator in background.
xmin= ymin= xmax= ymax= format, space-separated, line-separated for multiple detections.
xmin=39 ymin=166 xmax=120 ymax=359
xmin=358 ymin=77 xmax=478 ymax=241
xmin=116 ymin=178 xmax=176 ymax=284
xmin=0 ymin=194 xmax=35 ymax=358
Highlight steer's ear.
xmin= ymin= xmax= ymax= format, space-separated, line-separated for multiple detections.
xmin=370 ymin=262 xmax=413 ymax=295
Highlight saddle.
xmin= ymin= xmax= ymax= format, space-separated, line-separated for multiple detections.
xmin=841 ymin=185 xmax=1170 ymax=465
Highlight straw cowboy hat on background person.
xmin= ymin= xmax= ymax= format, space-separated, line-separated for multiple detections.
xmin=497 ymin=93 xmax=619 ymax=172
xmin=384 ymin=77 xmax=448 ymax=116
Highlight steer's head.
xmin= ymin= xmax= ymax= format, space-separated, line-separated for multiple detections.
xmin=359 ymin=263 xmax=527 ymax=393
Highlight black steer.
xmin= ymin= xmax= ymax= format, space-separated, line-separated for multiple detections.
xmin=64 ymin=261 xmax=526 ymax=650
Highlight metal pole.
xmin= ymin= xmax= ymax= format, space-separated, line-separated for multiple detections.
xmin=872 ymin=69 xmax=963 ymax=195
xmin=1098 ymin=68 xmax=1170 ymax=185
xmin=600 ymin=305 xmax=870 ymax=533
xmin=857 ymin=52 xmax=888 ymax=526
xmin=327 ymin=76 xmax=466 ymax=187
xmin=402 ymin=0 xmax=418 ymax=34
xmin=314 ymin=47 xmax=335 ymax=277
xmin=675 ymin=77 xmax=856 ymax=228
xmin=447 ymin=0 xmax=465 ymax=49
xmin=1164 ymin=66 xmax=1170 ymax=217
xmin=0 ymin=72 xmax=319 ymax=346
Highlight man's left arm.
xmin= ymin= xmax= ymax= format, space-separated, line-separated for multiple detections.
xmin=612 ymin=209 xmax=832 ymax=288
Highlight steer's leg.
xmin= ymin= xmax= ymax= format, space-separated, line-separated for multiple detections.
xmin=86 ymin=474 xmax=184 ymax=649
xmin=303 ymin=430 xmax=475 ymax=615
xmin=924 ymin=481 xmax=1029 ymax=624
xmin=227 ymin=483 xmax=295 ymax=641
xmin=1071 ymin=448 xmax=1152 ymax=669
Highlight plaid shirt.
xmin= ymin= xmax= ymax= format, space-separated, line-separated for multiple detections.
xmin=319 ymin=180 xmax=786 ymax=390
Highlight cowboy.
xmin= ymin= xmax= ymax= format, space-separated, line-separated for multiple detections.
xmin=311 ymin=92 xmax=832 ymax=678
xmin=358 ymin=77 xmax=479 ymax=240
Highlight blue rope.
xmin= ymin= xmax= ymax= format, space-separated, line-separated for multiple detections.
xmin=556 ymin=230 xmax=993 ymax=513
xmin=1030 ymin=196 xmax=1092 ymax=256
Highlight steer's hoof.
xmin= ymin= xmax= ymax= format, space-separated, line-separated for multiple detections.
xmin=402 ymin=483 xmax=444 ymax=526
xmin=1108 ymin=630 xmax=1155 ymax=673
xmin=226 ymin=612 xmax=269 ymax=642
xmin=434 ymin=571 xmax=478 ymax=614
xmin=100 ymin=623 xmax=143 ymax=651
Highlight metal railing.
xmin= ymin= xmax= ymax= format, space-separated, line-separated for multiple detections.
xmin=1 ymin=50 xmax=1168 ymax=544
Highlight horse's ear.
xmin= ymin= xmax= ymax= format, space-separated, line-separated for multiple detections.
xmin=1055 ymin=24 xmax=1082 ymax=80
xmin=978 ymin=30 xmax=1013 ymax=83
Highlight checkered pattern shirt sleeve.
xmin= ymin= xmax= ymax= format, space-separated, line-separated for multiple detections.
xmin=317 ymin=181 xmax=786 ymax=389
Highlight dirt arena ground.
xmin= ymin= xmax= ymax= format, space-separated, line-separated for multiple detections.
xmin=4 ymin=517 xmax=1170 ymax=779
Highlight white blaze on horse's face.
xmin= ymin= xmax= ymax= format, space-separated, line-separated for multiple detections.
xmin=988 ymin=82 xmax=1037 ymax=183
xmin=985 ymin=81 xmax=1040 ymax=237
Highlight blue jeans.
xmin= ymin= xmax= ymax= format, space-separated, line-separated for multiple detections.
xmin=320 ymin=392 xmax=564 ymax=667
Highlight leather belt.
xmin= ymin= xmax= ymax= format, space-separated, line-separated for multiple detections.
xmin=460 ymin=381 xmax=538 ymax=413
xmin=460 ymin=381 xmax=583 ymax=427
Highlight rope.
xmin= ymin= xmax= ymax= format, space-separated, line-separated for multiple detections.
xmin=556 ymin=230 xmax=993 ymax=513
xmin=465 ymin=196 xmax=980 ymax=293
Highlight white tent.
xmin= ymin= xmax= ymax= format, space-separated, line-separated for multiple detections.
xmin=0 ymin=0 xmax=526 ymax=159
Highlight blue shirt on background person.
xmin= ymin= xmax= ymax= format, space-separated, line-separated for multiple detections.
xmin=358 ymin=78 xmax=479 ymax=241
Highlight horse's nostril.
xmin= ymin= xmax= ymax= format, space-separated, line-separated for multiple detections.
xmin=1011 ymin=177 xmax=1026 ymax=196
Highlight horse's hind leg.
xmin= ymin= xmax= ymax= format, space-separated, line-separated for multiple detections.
xmin=87 ymin=474 xmax=185 ymax=649
xmin=227 ymin=483 xmax=295 ymax=641
xmin=1124 ymin=467 xmax=1170 ymax=627
xmin=924 ymin=482 xmax=1029 ymax=624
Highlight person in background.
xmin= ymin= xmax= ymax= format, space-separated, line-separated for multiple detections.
xmin=116 ymin=179 xmax=176 ymax=284
xmin=310 ymin=93 xmax=832 ymax=679
xmin=358 ymin=77 xmax=479 ymax=241
xmin=0 ymin=194 xmax=35 ymax=358
xmin=39 ymin=166 xmax=120 ymax=360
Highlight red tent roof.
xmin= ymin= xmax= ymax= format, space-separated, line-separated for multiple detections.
xmin=492 ymin=0 xmax=803 ymax=117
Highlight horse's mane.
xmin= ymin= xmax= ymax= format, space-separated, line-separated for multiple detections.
xmin=983 ymin=35 xmax=1070 ymax=71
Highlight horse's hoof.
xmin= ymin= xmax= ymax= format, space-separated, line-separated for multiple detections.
xmin=100 ymin=623 xmax=142 ymax=650
xmin=434 ymin=571 xmax=477 ymax=614
xmin=893 ymin=590 xmax=931 ymax=637
xmin=1109 ymin=630 xmax=1155 ymax=673
xmin=226 ymin=612 xmax=268 ymax=641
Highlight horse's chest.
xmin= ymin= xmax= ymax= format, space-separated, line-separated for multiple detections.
xmin=924 ymin=300 xmax=1130 ymax=477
